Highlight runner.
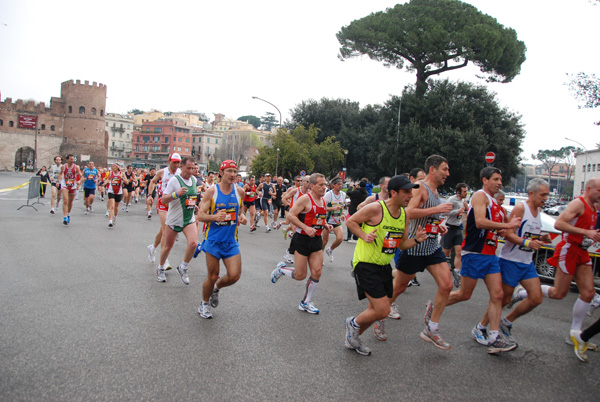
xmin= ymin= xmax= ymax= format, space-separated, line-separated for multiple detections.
xmin=242 ymin=175 xmax=258 ymax=232
xmin=57 ymin=154 xmax=83 ymax=225
xmin=155 ymin=156 xmax=199 ymax=285
xmin=407 ymin=168 xmax=426 ymax=287
xmin=257 ymin=173 xmax=275 ymax=232
xmin=122 ymin=165 xmax=135 ymax=212
xmin=49 ymin=155 xmax=62 ymax=214
xmin=82 ymin=161 xmax=99 ymax=214
xmin=280 ymin=175 xmax=310 ymax=263
xmin=474 ymin=178 xmax=551 ymax=347
xmin=97 ymin=168 xmax=106 ymax=201
xmin=196 ymin=159 xmax=247 ymax=319
xmin=442 ymin=182 xmax=469 ymax=288
xmin=146 ymin=154 xmax=182 ymax=269
xmin=357 ymin=177 xmax=390 ymax=211
xmin=344 ymin=175 xmax=426 ymax=355
xmin=508 ymin=177 xmax=600 ymax=359
xmin=322 ymin=177 xmax=346 ymax=263
xmin=106 ymin=163 xmax=128 ymax=227
xmin=144 ymin=167 xmax=156 ymax=219
xmin=272 ymin=176 xmax=287 ymax=230
xmin=444 ymin=166 xmax=521 ymax=354
xmin=271 ymin=173 xmax=332 ymax=314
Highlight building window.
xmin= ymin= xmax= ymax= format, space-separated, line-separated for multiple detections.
xmin=173 ymin=146 xmax=176 ymax=151
xmin=9 ymin=121 xmax=14 ymax=127
xmin=178 ymin=147 xmax=181 ymax=151
xmin=215 ymin=139 xmax=218 ymax=144
xmin=186 ymin=138 xmax=190 ymax=143
xmin=583 ymin=165 xmax=586 ymax=172
xmin=91 ymin=108 xmax=97 ymax=115
xmin=100 ymin=110 xmax=104 ymax=117
xmin=79 ymin=106 xmax=85 ymax=114
xmin=594 ymin=164 xmax=597 ymax=172
xmin=68 ymin=106 xmax=73 ymax=113
xmin=119 ymin=133 xmax=123 ymax=138
xmin=589 ymin=164 xmax=592 ymax=172
xmin=0 ymin=119 xmax=3 ymax=126
xmin=112 ymin=142 xmax=115 ymax=147
xmin=51 ymin=125 xmax=55 ymax=131
xmin=165 ymin=137 xmax=169 ymax=143
xmin=41 ymin=124 xmax=46 ymax=130
xmin=207 ymin=138 xmax=210 ymax=143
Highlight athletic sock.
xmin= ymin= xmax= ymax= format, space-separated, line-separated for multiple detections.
xmin=181 ymin=261 xmax=188 ymax=269
xmin=501 ymin=317 xmax=513 ymax=327
xmin=280 ymin=266 xmax=295 ymax=278
xmin=516 ymin=288 xmax=528 ymax=301
xmin=428 ymin=321 xmax=439 ymax=332
xmin=158 ymin=264 xmax=164 ymax=270
xmin=351 ymin=317 xmax=360 ymax=329
xmin=303 ymin=277 xmax=319 ymax=303
xmin=572 ymin=298 xmax=591 ymax=331
xmin=213 ymin=283 xmax=220 ymax=292
xmin=477 ymin=322 xmax=487 ymax=331
xmin=488 ymin=330 xmax=499 ymax=343
xmin=540 ymin=285 xmax=551 ymax=298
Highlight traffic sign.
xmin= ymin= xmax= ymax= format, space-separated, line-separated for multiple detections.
xmin=300 ymin=170 xmax=306 ymax=176
xmin=485 ymin=152 xmax=495 ymax=164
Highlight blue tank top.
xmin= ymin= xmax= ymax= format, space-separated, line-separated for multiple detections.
xmin=204 ymin=183 xmax=242 ymax=243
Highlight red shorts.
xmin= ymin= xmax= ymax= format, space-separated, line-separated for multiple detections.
xmin=157 ymin=198 xmax=169 ymax=213
xmin=63 ymin=185 xmax=76 ymax=195
xmin=547 ymin=241 xmax=592 ymax=275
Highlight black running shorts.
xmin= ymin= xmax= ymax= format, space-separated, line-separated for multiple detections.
xmin=353 ymin=262 xmax=393 ymax=301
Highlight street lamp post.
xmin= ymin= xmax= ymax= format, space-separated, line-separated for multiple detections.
xmin=565 ymin=137 xmax=588 ymax=195
xmin=252 ymin=96 xmax=282 ymax=176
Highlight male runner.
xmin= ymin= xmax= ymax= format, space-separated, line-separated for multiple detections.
xmin=509 ymin=177 xmax=600 ymax=359
xmin=472 ymin=178 xmax=551 ymax=347
xmin=57 ymin=154 xmax=82 ymax=225
xmin=322 ymin=177 xmax=346 ymax=263
xmin=144 ymin=167 xmax=156 ymax=218
xmin=156 ymin=156 xmax=199 ymax=285
xmin=146 ymin=154 xmax=182 ymax=268
xmin=272 ymin=176 xmax=286 ymax=229
xmin=122 ymin=165 xmax=136 ymax=212
xmin=443 ymin=182 xmax=469 ymax=288
xmin=387 ymin=156 xmax=454 ymax=348
xmin=243 ymin=175 xmax=258 ymax=232
xmin=357 ymin=177 xmax=390 ymax=211
xmin=344 ymin=175 xmax=427 ymax=355
xmin=444 ymin=167 xmax=521 ymax=354
xmin=106 ymin=163 xmax=128 ymax=227
xmin=49 ymin=155 xmax=62 ymax=214
xmin=82 ymin=161 xmax=98 ymax=214
xmin=197 ymin=160 xmax=247 ymax=318
xmin=271 ymin=173 xmax=332 ymax=314
xmin=280 ymin=175 xmax=310 ymax=262
xmin=407 ymin=168 xmax=426 ymax=287
xmin=257 ymin=173 xmax=275 ymax=232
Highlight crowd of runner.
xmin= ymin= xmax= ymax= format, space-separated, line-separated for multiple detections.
xmin=42 ymin=152 xmax=600 ymax=361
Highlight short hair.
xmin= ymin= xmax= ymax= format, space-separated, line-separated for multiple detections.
xmin=294 ymin=175 xmax=301 ymax=180
xmin=309 ymin=172 xmax=325 ymax=185
xmin=494 ymin=190 xmax=505 ymax=199
xmin=424 ymin=155 xmax=448 ymax=173
xmin=127 ymin=165 xmax=132 ymax=169
xmin=149 ymin=167 xmax=156 ymax=171
xmin=181 ymin=156 xmax=195 ymax=166
xmin=456 ymin=182 xmax=468 ymax=193
xmin=409 ymin=168 xmax=424 ymax=179
xmin=54 ymin=155 xmax=62 ymax=161
xmin=66 ymin=154 xmax=74 ymax=160
xmin=527 ymin=178 xmax=549 ymax=193
xmin=379 ymin=176 xmax=390 ymax=185
xmin=480 ymin=167 xmax=502 ymax=181
xmin=331 ymin=177 xmax=343 ymax=185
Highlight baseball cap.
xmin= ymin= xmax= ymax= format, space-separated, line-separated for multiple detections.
xmin=284 ymin=179 xmax=289 ymax=184
xmin=220 ymin=159 xmax=237 ymax=171
xmin=387 ymin=175 xmax=420 ymax=193
xmin=265 ymin=173 xmax=271 ymax=176
xmin=169 ymin=153 xmax=182 ymax=162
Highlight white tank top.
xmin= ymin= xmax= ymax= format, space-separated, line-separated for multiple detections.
xmin=500 ymin=200 xmax=542 ymax=264
xmin=159 ymin=167 xmax=181 ymax=196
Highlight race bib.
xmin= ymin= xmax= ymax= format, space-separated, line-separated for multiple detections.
xmin=311 ymin=213 xmax=327 ymax=230
xmin=87 ymin=175 xmax=94 ymax=180
xmin=485 ymin=230 xmax=498 ymax=248
xmin=216 ymin=208 xmax=237 ymax=226
xmin=382 ymin=231 xmax=403 ymax=254
xmin=185 ymin=195 xmax=197 ymax=210
xmin=581 ymin=237 xmax=593 ymax=250
xmin=66 ymin=179 xmax=75 ymax=187
xmin=425 ymin=217 xmax=441 ymax=240
xmin=111 ymin=178 xmax=121 ymax=186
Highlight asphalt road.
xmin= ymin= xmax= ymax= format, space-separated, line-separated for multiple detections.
xmin=0 ymin=171 xmax=598 ymax=401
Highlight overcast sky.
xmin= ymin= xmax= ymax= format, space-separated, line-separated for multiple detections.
xmin=1 ymin=0 xmax=598 ymax=162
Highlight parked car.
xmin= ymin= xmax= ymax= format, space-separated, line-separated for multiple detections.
xmin=546 ymin=204 xmax=567 ymax=216
xmin=499 ymin=204 xmax=600 ymax=291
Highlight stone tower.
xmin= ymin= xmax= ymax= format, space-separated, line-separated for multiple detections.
xmin=59 ymin=79 xmax=107 ymax=166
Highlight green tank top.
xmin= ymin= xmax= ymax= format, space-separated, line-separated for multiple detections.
xmin=176 ymin=175 xmax=198 ymax=227
xmin=352 ymin=201 xmax=406 ymax=267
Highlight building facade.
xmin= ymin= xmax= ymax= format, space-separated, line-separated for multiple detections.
xmin=129 ymin=119 xmax=193 ymax=168
xmin=573 ymin=148 xmax=600 ymax=196
xmin=105 ymin=113 xmax=134 ymax=166
xmin=0 ymin=79 xmax=107 ymax=170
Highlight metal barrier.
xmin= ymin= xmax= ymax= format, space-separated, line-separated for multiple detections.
xmin=18 ymin=176 xmax=45 ymax=211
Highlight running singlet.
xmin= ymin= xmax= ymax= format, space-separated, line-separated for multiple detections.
xmin=158 ymin=167 xmax=181 ymax=197
xmin=462 ymin=190 xmax=503 ymax=255
xmin=562 ymin=196 xmax=597 ymax=248
xmin=407 ymin=180 xmax=442 ymax=256
xmin=83 ymin=168 xmax=98 ymax=189
xmin=500 ymin=201 xmax=542 ymax=264
xmin=204 ymin=184 xmax=242 ymax=242
xmin=290 ymin=187 xmax=306 ymax=208
xmin=108 ymin=172 xmax=123 ymax=195
xmin=324 ymin=190 xmax=345 ymax=226
xmin=244 ymin=184 xmax=257 ymax=203
xmin=297 ymin=193 xmax=327 ymax=237
xmin=49 ymin=164 xmax=61 ymax=182
xmin=62 ymin=165 xmax=77 ymax=189
xmin=352 ymin=201 xmax=406 ymax=267
xmin=165 ymin=175 xmax=198 ymax=229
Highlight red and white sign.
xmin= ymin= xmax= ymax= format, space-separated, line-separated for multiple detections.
xmin=18 ymin=115 xmax=37 ymax=129
xmin=485 ymin=152 xmax=496 ymax=164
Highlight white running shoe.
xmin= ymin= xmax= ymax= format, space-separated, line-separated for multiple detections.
xmin=266 ymin=226 xmax=271 ymax=233
xmin=298 ymin=301 xmax=319 ymax=314
xmin=209 ymin=289 xmax=219 ymax=308
xmin=176 ymin=264 xmax=190 ymax=285
xmin=373 ymin=320 xmax=387 ymax=341
xmin=156 ymin=266 xmax=166 ymax=282
xmin=147 ymin=245 xmax=156 ymax=263
xmin=388 ymin=302 xmax=402 ymax=320
xmin=326 ymin=247 xmax=334 ymax=262
xmin=105 ymin=210 xmax=109 ymax=217
xmin=283 ymin=250 xmax=294 ymax=264
xmin=198 ymin=302 xmax=213 ymax=319
xmin=271 ymin=262 xmax=286 ymax=283
xmin=50 ymin=208 xmax=55 ymax=214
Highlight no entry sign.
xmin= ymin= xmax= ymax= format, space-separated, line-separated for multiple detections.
xmin=485 ymin=152 xmax=496 ymax=164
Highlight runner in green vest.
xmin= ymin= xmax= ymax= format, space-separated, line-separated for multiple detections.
xmin=344 ymin=175 xmax=427 ymax=356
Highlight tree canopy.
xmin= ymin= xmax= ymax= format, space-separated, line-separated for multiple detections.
xmin=261 ymin=112 xmax=279 ymax=131
xmin=237 ymin=115 xmax=261 ymax=129
xmin=567 ymin=72 xmax=600 ymax=125
xmin=337 ymin=0 xmax=527 ymax=96
xmin=128 ymin=109 xmax=144 ymax=115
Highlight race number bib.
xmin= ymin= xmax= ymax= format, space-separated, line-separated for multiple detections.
xmin=216 ymin=208 xmax=237 ymax=226
xmin=382 ymin=231 xmax=403 ymax=254
xmin=66 ymin=179 xmax=75 ymax=187
xmin=185 ymin=195 xmax=197 ymax=210
xmin=425 ymin=217 xmax=441 ymax=240
xmin=311 ymin=214 xmax=327 ymax=230
xmin=485 ymin=230 xmax=498 ymax=248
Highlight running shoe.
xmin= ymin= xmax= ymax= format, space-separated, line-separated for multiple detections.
xmin=50 ymin=208 xmax=55 ymax=214
xmin=67 ymin=216 xmax=70 ymax=223
xmin=506 ymin=285 xmax=525 ymax=310
xmin=165 ymin=260 xmax=172 ymax=271
xmin=487 ymin=336 xmax=517 ymax=354
xmin=275 ymin=221 xmax=282 ymax=230
xmin=298 ymin=301 xmax=319 ymax=314
xmin=198 ymin=302 xmax=213 ymax=319
xmin=344 ymin=317 xmax=361 ymax=349
xmin=424 ymin=300 xmax=433 ymax=326
xmin=147 ymin=213 xmax=152 ymax=219
xmin=283 ymin=250 xmax=294 ymax=264
xmin=193 ymin=242 xmax=202 ymax=258
xmin=105 ymin=210 xmax=109 ymax=217
xmin=410 ymin=278 xmax=420 ymax=286
xmin=147 ymin=245 xmax=156 ymax=263
xmin=176 ymin=264 xmax=189 ymax=285
xmin=271 ymin=262 xmax=285 ymax=283
xmin=588 ymin=293 xmax=600 ymax=317
xmin=84 ymin=207 xmax=88 ymax=215
xmin=281 ymin=227 xmax=287 ymax=239
xmin=348 ymin=239 xmax=357 ymax=244
xmin=63 ymin=217 xmax=68 ymax=225
xmin=250 ymin=225 xmax=256 ymax=232
xmin=209 ymin=288 xmax=219 ymax=308
xmin=108 ymin=220 xmax=113 ymax=227
xmin=472 ymin=325 xmax=489 ymax=345
xmin=388 ymin=303 xmax=401 ymax=320
xmin=325 ymin=247 xmax=334 ymax=262
xmin=89 ymin=205 xmax=93 ymax=213
xmin=451 ymin=268 xmax=461 ymax=288
xmin=122 ymin=206 xmax=125 ymax=211
xmin=420 ymin=326 xmax=451 ymax=350
xmin=565 ymin=336 xmax=597 ymax=351
xmin=499 ymin=321 xmax=515 ymax=343
xmin=373 ymin=320 xmax=387 ymax=341
xmin=157 ymin=266 xmax=166 ymax=282
xmin=266 ymin=226 xmax=271 ymax=233
xmin=570 ymin=330 xmax=589 ymax=362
